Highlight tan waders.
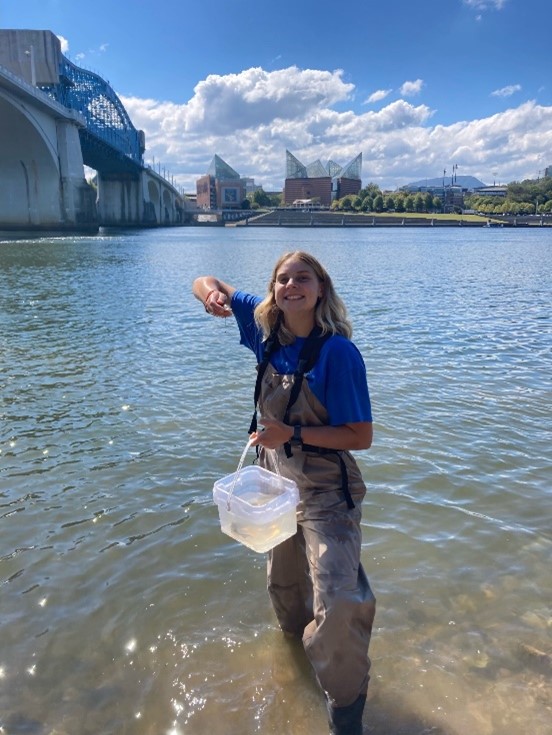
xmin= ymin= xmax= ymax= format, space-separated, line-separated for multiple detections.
xmin=258 ymin=364 xmax=376 ymax=734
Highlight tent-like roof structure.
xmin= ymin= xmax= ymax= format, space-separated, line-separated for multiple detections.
xmin=207 ymin=154 xmax=241 ymax=180
xmin=286 ymin=150 xmax=362 ymax=181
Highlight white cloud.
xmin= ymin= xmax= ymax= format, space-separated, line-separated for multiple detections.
xmin=180 ymin=66 xmax=354 ymax=135
xmin=399 ymin=79 xmax=424 ymax=97
xmin=56 ymin=35 xmax=69 ymax=53
xmin=491 ymin=84 xmax=522 ymax=97
xmin=365 ymin=89 xmax=392 ymax=105
xmin=463 ymin=0 xmax=507 ymax=10
xmin=119 ymin=66 xmax=552 ymax=192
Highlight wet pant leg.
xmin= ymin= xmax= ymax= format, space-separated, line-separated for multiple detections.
xmin=267 ymin=525 xmax=314 ymax=636
xmin=301 ymin=492 xmax=376 ymax=708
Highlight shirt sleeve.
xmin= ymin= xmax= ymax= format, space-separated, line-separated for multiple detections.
xmin=313 ymin=337 xmax=373 ymax=425
xmin=230 ymin=290 xmax=264 ymax=360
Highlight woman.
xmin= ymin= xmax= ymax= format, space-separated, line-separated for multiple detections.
xmin=192 ymin=251 xmax=376 ymax=735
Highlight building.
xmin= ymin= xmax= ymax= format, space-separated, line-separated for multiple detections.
xmin=399 ymin=182 xmax=465 ymax=211
xmin=241 ymin=177 xmax=262 ymax=195
xmin=283 ymin=151 xmax=362 ymax=207
xmin=196 ymin=154 xmax=245 ymax=210
xmin=473 ymin=185 xmax=508 ymax=197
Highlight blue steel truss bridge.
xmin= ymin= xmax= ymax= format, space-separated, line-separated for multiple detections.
xmin=39 ymin=55 xmax=145 ymax=175
xmin=0 ymin=29 xmax=185 ymax=229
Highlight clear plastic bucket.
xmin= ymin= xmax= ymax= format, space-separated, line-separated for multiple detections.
xmin=213 ymin=441 xmax=299 ymax=553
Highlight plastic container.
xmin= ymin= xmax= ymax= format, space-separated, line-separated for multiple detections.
xmin=213 ymin=442 xmax=299 ymax=553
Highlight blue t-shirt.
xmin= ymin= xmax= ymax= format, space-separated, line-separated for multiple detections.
xmin=231 ymin=290 xmax=372 ymax=426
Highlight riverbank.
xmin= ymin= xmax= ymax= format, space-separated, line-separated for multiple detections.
xmin=229 ymin=209 xmax=551 ymax=228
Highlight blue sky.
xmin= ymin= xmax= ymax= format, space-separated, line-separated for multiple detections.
xmin=2 ymin=0 xmax=551 ymax=192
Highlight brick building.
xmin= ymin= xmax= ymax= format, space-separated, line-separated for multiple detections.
xmin=196 ymin=155 xmax=245 ymax=210
xmin=283 ymin=150 xmax=362 ymax=207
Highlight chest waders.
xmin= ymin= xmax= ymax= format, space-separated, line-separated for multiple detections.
xmin=248 ymin=322 xmax=355 ymax=510
xmin=248 ymin=319 xmax=376 ymax=728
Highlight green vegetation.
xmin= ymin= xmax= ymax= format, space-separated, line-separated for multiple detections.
xmin=330 ymin=211 xmax=489 ymax=223
xmin=245 ymin=176 xmax=552 ymax=217
xmin=247 ymin=189 xmax=283 ymax=209
xmin=464 ymin=177 xmax=552 ymax=214
xmin=328 ymin=176 xmax=552 ymax=215
xmin=331 ymin=184 xmax=443 ymax=214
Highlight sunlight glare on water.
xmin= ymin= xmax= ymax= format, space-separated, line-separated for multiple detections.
xmin=0 ymin=226 xmax=550 ymax=735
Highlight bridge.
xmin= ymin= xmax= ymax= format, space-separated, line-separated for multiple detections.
xmin=0 ymin=29 xmax=188 ymax=231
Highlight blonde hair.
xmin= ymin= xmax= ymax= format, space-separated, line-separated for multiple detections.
xmin=254 ymin=251 xmax=353 ymax=344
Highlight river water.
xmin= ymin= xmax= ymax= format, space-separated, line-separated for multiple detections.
xmin=0 ymin=226 xmax=550 ymax=735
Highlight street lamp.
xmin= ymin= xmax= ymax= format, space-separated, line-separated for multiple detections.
xmin=24 ymin=46 xmax=36 ymax=86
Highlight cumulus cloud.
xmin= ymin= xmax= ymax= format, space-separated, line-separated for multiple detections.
xmin=491 ymin=84 xmax=522 ymax=97
xmin=365 ymin=89 xmax=392 ymax=104
xmin=119 ymin=66 xmax=552 ymax=192
xmin=179 ymin=66 xmax=354 ymax=135
xmin=56 ymin=35 xmax=69 ymax=53
xmin=399 ymin=79 xmax=424 ymax=97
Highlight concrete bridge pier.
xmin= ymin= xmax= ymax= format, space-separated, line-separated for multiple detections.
xmin=56 ymin=119 xmax=97 ymax=226
xmin=97 ymin=172 xmax=144 ymax=226
xmin=142 ymin=169 xmax=179 ymax=225
xmin=0 ymin=65 xmax=97 ymax=231
xmin=96 ymin=169 xmax=185 ymax=226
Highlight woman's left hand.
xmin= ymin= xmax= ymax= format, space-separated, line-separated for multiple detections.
xmin=250 ymin=418 xmax=292 ymax=449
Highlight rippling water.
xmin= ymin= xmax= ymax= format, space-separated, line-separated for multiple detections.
xmin=1 ymin=227 xmax=550 ymax=735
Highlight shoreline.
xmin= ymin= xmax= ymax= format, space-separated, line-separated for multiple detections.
xmin=229 ymin=210 xmax=551 ymax=228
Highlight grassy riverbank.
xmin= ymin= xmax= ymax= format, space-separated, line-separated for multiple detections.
xmin=234 ymin=209 xmax=499 ymax=227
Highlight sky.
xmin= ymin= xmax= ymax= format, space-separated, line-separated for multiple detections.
xmin=2 ymin=0 xmax=551 ymax=193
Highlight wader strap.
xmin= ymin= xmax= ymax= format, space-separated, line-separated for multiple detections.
xmin=248 ymin=315 xmax=282 ymax=435
xmin=301 ymin=444 xmax=355 ymax=509
xmin=282 ymin=327 xmax=331 ymax=458
xmin=248 ymin=322 xmax=354 ymax=509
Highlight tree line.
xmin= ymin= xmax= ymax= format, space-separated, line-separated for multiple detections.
xmin=464 ymin=176 xmax=552 ymax=214
xmin=245 ymin=175 xmax=552 ymax=214
xmin=330 ymin=185 xmax=443 ymax=214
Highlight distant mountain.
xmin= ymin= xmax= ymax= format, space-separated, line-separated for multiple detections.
xmin=403 ymin=175 xmax=488 ymax=190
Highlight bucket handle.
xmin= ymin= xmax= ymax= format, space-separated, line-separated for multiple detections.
xmin=226 ymin=437 xmax=281 ymax=511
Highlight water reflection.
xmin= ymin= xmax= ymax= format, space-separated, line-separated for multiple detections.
xmin=0 ymin=228 xmax=550 ymax=734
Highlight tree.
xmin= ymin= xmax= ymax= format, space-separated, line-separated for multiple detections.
xmin=395 ymin=197 xmax=405 ymax=213
xmin=373 ymin=194 xmax=384 ymax=212
xmin=361 ymin=196 xmax=373 ymax=212
xmin=359 ymin=183 xmax=382 ymax=199
xmin=385 ymin=196 xmax=395 ymax=211
xmin=340 ymin=195 xmax=355 ymax=211
xmin=251 ymin=189 xmax=271 ymax=208
xmin=404 ymin=195 xmax=414 ymax=212
xmin=414 ymin=194 xmax=425 ymax=212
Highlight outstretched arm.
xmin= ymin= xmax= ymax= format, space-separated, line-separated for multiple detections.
xmin=192 ymin=276 xmax=236 ymax=317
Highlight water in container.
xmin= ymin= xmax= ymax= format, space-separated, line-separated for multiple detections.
xmin=213 ymin=463 xmax=299 ymax=553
